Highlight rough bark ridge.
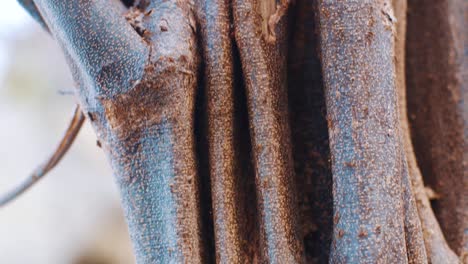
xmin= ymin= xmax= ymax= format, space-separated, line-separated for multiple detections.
xmin=13 ymin=0 xmax=466 ymax=263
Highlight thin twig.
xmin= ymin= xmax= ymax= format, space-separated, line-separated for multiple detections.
xmin=0 ymin=105 xmax=85 ymax=207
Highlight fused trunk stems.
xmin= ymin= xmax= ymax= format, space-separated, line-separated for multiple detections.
xmin=195 ymin=0 xmax=258 ymax=262
xmin=12 ymin=0 xmax=466 ymax=262
xmin=392 ymin=0 xmax=460 ymax=262
xmin=233 ymin=0 xmax=304 ymax=262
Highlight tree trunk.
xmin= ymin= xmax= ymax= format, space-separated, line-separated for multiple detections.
xmin=14 ymin=0 xmax=466 ymax=263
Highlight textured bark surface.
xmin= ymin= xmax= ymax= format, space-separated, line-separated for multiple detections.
xmin=232 ymin=0 xmax=304 ymax=261
xmin=34 ymin=0 xmax=204 ymax=262
xmin=195 ymin=0 xmax=258 ymax=262
xmin=12 ymin=0 xmax=466 ymax=263
xmin=315 ymin=1 xmax=426 ymax=262
xmin=393 ymin=0 xmax=460 ymax=262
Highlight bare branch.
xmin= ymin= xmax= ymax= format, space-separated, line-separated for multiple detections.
xmin=0 ymin=106 xmax=85 ymax=207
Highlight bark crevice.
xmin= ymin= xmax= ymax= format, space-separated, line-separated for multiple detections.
xmin=12 ymin=0 xmax=466 ymax=262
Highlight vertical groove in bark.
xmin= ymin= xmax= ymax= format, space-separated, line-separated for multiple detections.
xmin=406 ymin=0 xmax=467 ymax=257
xmin=399 ymin=153 xmax=428 ymax=264
xmin=392 ymin=4 xmax=428 ymax=259
xmin=392 ymin=0 xmax=460 ymax=262
xmin=391 ymin=1 xmax=429 ymax=263
xmin=193 ymin=59 xmax=217 ymax=264
xmin=233 ymin=0 xmax=304 ymax=262
xmin=288 ymin=0 xmax=333 ymax=263
xmin=195 ymin=0 xmax=259 ymax=262
xmin=316 ymin=1 xmax=412 ymax=262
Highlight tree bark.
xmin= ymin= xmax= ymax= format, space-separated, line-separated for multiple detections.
xmin=406 ymin=0 xmax=467 ymax=259
xmin=232 ymin=0 xmax=304 ymax=261
xmin=13 ymin=0 xmax=466 ymax=263
xmin=393 ymin=0 xmax=460 ymax=262
xmin=34 ymin=0 xmax=205 ymax=262
xmin=315 ymin=1 xmax=425 ymax=262
xmin=195 ymin=0 xmax=258 ymax=261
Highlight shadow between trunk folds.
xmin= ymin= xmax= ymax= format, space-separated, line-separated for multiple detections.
xmin=406 ymin=0 xmax=467 ymax=257
xmin=287 ymin=0 xmax=333 ymax=263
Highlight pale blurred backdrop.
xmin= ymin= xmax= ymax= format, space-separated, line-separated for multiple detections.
xmin=0 ymin=2 xmax=134 ymax=263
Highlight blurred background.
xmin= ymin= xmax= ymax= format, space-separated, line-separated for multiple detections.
xmin=0 ymin=2 xmax=134 ymax=263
